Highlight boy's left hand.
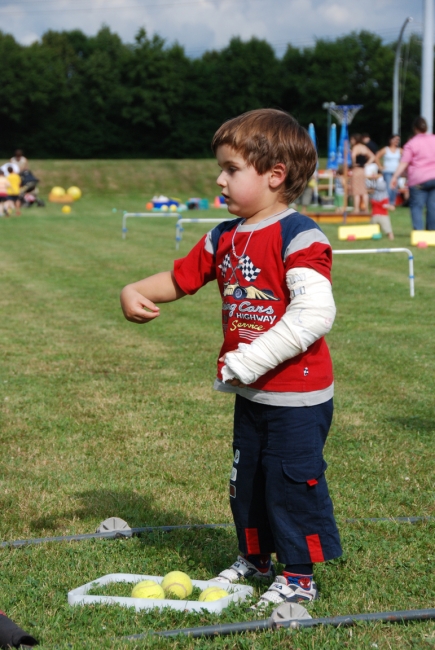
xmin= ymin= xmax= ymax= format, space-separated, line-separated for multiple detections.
xmin=219 ymin=353 xmax=246 ymax=387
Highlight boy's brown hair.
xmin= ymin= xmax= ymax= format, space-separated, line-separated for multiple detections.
xmin=211 ymin=108 xmax=317 ymax=204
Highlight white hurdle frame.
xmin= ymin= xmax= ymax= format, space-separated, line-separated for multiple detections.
xmin=122 ymin=212 xmax=181 ymax=240
xmin=175 ymin=218 xmax=231 ymax=249
xmin=175 ymin=219 xmax=415 ymax=297
xmin=333 ymin=248 xmax=415 ymax=297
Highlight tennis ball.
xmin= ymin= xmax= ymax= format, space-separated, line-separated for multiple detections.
xmin=161 ymin=571 xmax=193 ymax=598
xmin=199 ymin=586 xmax=229 ymax=602
xmin=51 ymin=186 xmax=65 ymax=197
xmin=62 ymin=205 xmax=71 ymax=214
xmin=169 ymin=204 xmax=177 ymax=212
xmin=67 ymin=186 xmax=82 ymax=200
xmin=131 ymin=580 xmax=165 ymax=599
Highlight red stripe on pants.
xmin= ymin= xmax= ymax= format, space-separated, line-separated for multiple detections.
xmin=306 ymin=534 xmax=325 ymax=562
xmin=245 ymin=528 xmax=261 ymax=555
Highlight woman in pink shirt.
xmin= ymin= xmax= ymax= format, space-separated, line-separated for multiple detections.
xmin=391 ymin=117 xmax=435 ymax=230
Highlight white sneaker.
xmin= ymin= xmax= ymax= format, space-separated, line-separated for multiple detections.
xmin=213 ymin=555 xmax=275 ymax=584
xmin=252 ymin=575 xmax=318 ymax=609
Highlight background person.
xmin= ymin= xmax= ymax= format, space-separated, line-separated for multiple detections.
xmin=362 ymin=132 xmax=379 ymax=155
xmin=0 ymin=170 xmax=11 ymax=216
xmin=375 ymin=135 xmax=402 ymax=207
xmin=350 ymin=133 xmax=375 ymax=212
xmin=0 ymin=161 xmax=19 ymax=175
xmin=366 ymin=169 xmax=394 ymax=240
xmin=295 ymin=176 xmax=315 ymax=214
xmin=391 ymin=117 xmax=435 ymax=230
xmin=6 ymin=165 xmax=22 ymax=215
xmin=10 ymin=149 xmax=29 ymax=172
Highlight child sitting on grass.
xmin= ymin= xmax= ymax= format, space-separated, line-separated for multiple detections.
xmin=120 ymin=109 xmax=342 ymax=608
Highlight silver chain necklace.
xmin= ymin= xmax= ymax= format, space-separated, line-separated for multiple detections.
xmin=231 ymin=208 xmax=289 ymax=261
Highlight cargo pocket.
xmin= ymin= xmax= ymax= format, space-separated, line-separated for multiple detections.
xmin=282 ymin=457 xmax=328 ymax=513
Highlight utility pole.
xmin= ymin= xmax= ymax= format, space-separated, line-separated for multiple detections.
xmin=421 ymin=0 xmax=434 ymax=132
xmin=393 ymin=17 xmax=412 ymax=136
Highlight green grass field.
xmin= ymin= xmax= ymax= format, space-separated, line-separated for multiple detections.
xmin=0 ymin=170 xmax=434 ymax=649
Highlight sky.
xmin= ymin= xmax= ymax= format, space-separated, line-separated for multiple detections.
xmin=0 ymin=0 xmax=425 ymax=57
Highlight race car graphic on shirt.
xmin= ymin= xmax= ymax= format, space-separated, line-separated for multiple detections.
xmin=220 ymin=253 xmax=279 ymax=301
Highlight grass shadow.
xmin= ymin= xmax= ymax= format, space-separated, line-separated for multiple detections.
xmin=388 ymin=416 xmax=435 ymax=436
xmin=29 ymin=489 xmax=237 ymax=576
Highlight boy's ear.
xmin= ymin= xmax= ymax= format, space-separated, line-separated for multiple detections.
xmin=269 ymin=163 xmax=287 ymax=189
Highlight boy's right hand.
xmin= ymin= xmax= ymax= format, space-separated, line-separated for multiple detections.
xmin=120 ymin=286 xmax=160 ymax=323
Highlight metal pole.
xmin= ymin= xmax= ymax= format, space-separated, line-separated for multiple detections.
xmin=333 ymin=248 xmax=415 ymax=297
xmin=421 ymin=0 xmax=434 ymax=132
xmin=124 ymin=608 xmax=435 ymax=641
xmin=393 ymin=17 xmax=413 ymax=136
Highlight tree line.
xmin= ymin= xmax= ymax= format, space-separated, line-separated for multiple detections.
xmin=0 ymin=26 xmax=424 ymax=158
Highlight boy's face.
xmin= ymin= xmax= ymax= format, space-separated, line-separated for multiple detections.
xmin=216 ymin=145 xmax=276 ymax=220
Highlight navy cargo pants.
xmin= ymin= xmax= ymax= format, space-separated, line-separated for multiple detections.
xmin=229 ymin=395 xmax=342 ymax=565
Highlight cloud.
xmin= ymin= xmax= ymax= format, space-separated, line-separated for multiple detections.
xmin=2 ymin=0 xmax=421 ymax=55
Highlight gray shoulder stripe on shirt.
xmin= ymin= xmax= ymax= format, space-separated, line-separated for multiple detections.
xmin=204 ymin=230 xmax=214 ymax=254
xmin=284 ymin=229 xmax=330 ymax=259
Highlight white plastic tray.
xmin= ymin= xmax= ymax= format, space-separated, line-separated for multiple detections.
xmin=68 ymin=573 xmax=253 ymax=614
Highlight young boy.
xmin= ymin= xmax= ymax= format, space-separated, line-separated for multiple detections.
xmin=120 ymin=109 xmax=342 ymax=608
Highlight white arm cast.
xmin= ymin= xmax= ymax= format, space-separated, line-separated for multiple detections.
xmin=221 ymin=267 xmax=336 ymax=385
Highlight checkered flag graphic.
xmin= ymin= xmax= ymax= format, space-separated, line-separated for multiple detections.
xmin=238 ymin=255 xmax=261 ymax=282
xmin=219 ymin=253 xmax=232 ymax=276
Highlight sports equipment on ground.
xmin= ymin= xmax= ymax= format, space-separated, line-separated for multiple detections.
xmin=161 ymin=204 xmax=169 ymax=212
xmin=213 ymin=555 xmax=275 ymax=584
xmin=146 ymin=202 xmax=153 ymax=210
xmin=199 ymin=587 xmax=229 ymax=602
xmin=131 ymin=580 xmax=165 ymax=599
xmin=252 ymin=575 xmax=318 ymax=609
xmin=67 ymin=186 xmax=82 ymax=200
xmin=161 ymin=571 xmax=193 ymax=598
xmin=51 ymin=186 xmax=65 ymax=197
xmin=411 ymin=230 xmax=435 ymax=246
xmin=169 ymin=204 xmax=178 ymax=212
xmin=62 ymin=205 xmax=71 ymax=214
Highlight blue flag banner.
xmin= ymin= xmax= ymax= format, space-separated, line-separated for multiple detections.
xmin=337 ymin=121 xmax=351 ymax=166
xmin=327 ymin=123 xmax=337 ymax=170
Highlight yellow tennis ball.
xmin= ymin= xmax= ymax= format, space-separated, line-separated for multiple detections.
xmin=67 ymin=186 xmax=82 ymax=201
xmin=51 ymin=186 xmax=65 ymax=197
xmin=198 ymin=586 xmax=229 ymax=602
xmin=161 ymin=204 xmax=169 ymax=212
xmin=131 ymin=580 xmax=165 ymax=599
xmin=169 ymin=204 xmax=177 ymax=212
xmin=161 ymin=571 xmax=193 ymax=598
xmin=62 ymin=205 xmax=71 ymax=214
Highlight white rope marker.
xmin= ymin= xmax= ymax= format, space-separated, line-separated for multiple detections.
xmin=175 ymin=218 xmax=231 ymax=249
xmin=122 ymin=212 xmax=182 ymax=240
xmin=333 ymin=248 xmax=414 ymax=297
